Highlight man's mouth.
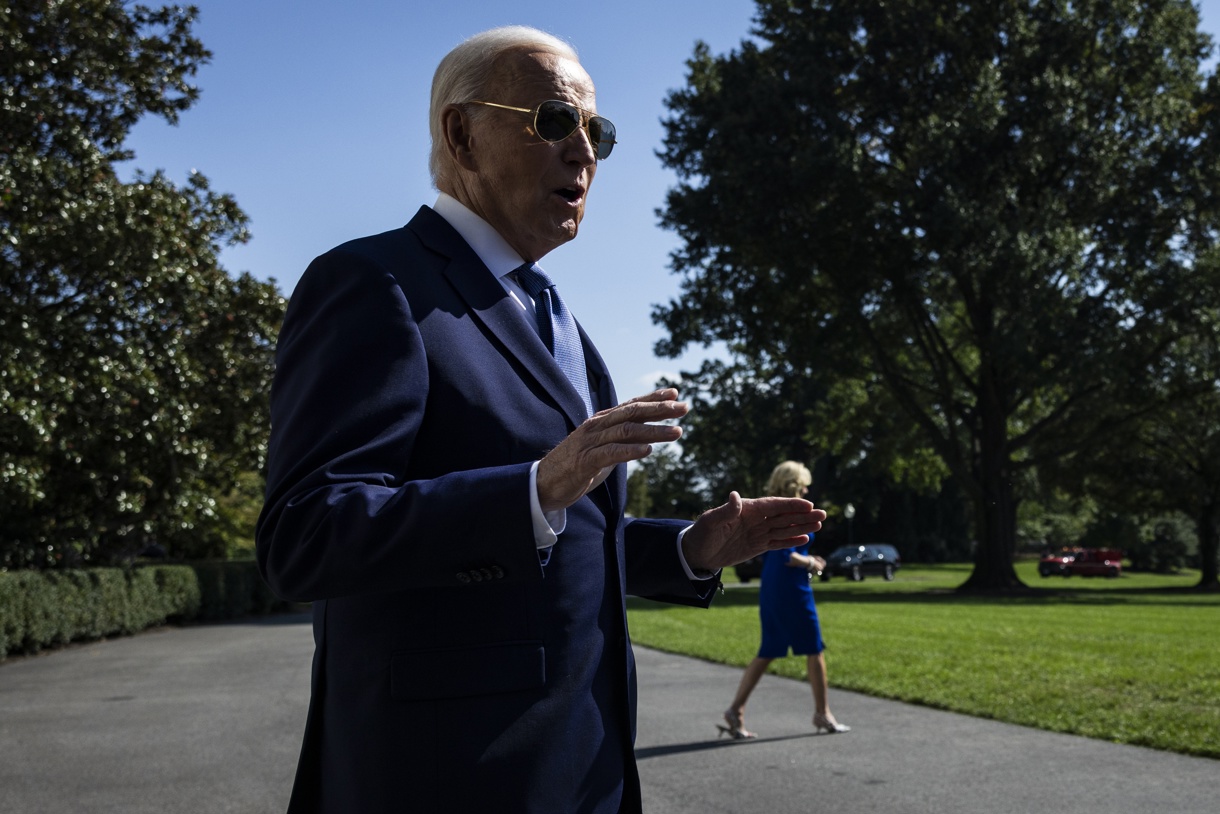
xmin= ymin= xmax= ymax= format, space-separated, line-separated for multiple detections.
xmin=555 ymin=186 xmax=582 ymax=203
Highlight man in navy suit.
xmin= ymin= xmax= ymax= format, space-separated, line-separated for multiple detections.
xmin=256 ymin=25 xmax=825 ymax=814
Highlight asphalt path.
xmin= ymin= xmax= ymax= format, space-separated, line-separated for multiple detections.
xmin=0 ymin=612 xmax=1215 ymax=813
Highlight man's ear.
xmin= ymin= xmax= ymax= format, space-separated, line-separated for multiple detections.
xmin=441 ymin=105 xmax=478 ymax=172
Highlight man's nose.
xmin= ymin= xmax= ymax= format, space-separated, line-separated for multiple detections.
xmin=562 ymin=123 xmax=598 ymax=166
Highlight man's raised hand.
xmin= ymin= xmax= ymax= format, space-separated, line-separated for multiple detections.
xmin=536 ymin=388 xmax=687 ymax=513
xmin=680 ymin=491 xmax=827 ymax=573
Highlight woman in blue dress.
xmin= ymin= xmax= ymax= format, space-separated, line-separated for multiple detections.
xmin=720 ymin=461 xmax=851 ymax=739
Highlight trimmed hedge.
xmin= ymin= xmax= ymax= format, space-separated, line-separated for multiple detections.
xmin=0 ymin=561 xmax=290 ymax=661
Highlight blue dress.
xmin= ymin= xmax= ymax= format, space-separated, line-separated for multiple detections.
xmin=757 ymin=535 xmax=824 ymax=658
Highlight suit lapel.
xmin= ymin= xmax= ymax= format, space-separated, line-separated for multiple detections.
xmin=407 ymin=207 xmax=593 ymax=430
xmin=407 ymin=206 xmax=625 ymax=525
xmin=576 ymin=325 xmax=625 ymax=510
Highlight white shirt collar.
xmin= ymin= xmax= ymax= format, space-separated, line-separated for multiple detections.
xmin=433 ymin=192 xmax=524 ymax=280
xmin=432 ymin=192 xmax=533 ymax=314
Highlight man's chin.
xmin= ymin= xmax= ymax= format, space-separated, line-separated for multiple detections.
xmin=537 ymin=222 xmax=580 ymax=257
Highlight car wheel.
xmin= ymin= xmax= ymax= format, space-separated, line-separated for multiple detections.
xmin=1108 ymin=567 xmax=1118 ymax=578
xmin=850 ymin=565 xmax=862 ymax=582
xmin=883 ymin=564 xmax=894 ymax=581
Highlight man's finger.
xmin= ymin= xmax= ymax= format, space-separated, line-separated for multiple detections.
xmin=601 ymin=420 xmax=682 ymax=445
xmin=623 ymin=387 xmax=680 ymax=405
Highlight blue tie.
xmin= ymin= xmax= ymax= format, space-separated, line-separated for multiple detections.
xmin=516 ymin=263 xmax=594 ymax=419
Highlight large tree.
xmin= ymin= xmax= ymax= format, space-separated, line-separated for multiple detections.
xmin=663 ymin=357 xmax=973 ymax=559
xmin=1063 ymin=308 xmax=1220 ymax=590
xmin=1 ymin=1 xmax=284 ymax=567
xmin=655 ymin=0 xmax=1220 ymax=591
xmin=655 ymin=359 xmax=826 ymax=501
xmin=625 ymin=444 xmax=708 ymax=521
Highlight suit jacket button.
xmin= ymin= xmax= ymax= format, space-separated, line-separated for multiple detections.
xmin=471 ymin=569 xmax=484 ymax=582
xmin=491 ymin=566 xmax=504 ymax=579
xmin=479 ymin=568 xmax=493 ymax=581
xmin=456 ymin=572 xmax=471 ymax=584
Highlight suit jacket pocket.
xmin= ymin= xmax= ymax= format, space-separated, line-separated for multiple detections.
xmin=390 ymin=641 xmax=545 ymax=700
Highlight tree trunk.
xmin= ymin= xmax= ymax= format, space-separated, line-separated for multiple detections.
xmin=959 ymin=484 xmax=1025 ymax=592
xmin=959 ymin=408 xmax=1025 ymax=593
xmin=1196 ymin=501 xmax=1220 ymax=592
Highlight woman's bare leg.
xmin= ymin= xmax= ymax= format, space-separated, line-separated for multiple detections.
xmin=806 ymin=652 xmax=830 ymax=715
xmin=808 ymin=652 xmax=850 ymax=731
xmin=722 ymin=657 xmax=773 ymax=737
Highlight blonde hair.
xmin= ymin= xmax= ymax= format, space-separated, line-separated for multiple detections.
xmin=765 ymin=460 xmax=812 ymax=498
xmin=428 ymin=26 xmax=579 ymax=185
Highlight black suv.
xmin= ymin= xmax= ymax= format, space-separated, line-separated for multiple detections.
xmin=820 ymin=544 xmax=901 ymax=581
xmin=733 ymin=553 xmax=766 ymax=583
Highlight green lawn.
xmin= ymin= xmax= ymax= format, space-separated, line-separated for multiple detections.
xmin=626 ymin=561 xmax=1220 ymax=759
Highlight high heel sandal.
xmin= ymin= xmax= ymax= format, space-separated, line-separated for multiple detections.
xmin=813 ymin=712 xmax=851 ymax=734
xmin=716 ymin=709 xmax=757 ymax=740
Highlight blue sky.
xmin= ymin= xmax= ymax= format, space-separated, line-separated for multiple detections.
xmin=124 ymin=0 xmax=1220 ymax=397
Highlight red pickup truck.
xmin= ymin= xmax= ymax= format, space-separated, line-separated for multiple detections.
xmin=1038 ymin=548 xmax=1123 ymax=578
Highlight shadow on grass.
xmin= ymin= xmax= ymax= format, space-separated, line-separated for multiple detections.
xmin=629 ymin=584 xmax=1216 ymax=610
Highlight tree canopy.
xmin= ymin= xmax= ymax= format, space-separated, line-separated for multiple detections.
xmin=1 ymin=1 xmax=284 ymax=567
xmin=1062 ymin=312 xmax=1220 ymax=589
xmin=655 ymin=0 xmax=1220 ymax=590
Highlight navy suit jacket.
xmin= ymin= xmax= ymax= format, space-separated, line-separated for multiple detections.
xmin=256 ymin=206 xmax=717 ymax=814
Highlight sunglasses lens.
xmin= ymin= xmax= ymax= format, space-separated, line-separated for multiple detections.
xmin=588 ymin=117 xmax=615 ymax=159
xmin=534 ymin=101 xmax=616 ymax=159
xmin=535 ymin=101 xmax=581 ymax=142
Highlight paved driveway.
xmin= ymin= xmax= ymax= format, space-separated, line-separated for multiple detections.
xmin=1 ymin=615 xmax=312 ymax=814
xmin=1 ymin=613 xmax=1214 ymax=813
xmin=633 ymin=647 xmax=1217 ymax=814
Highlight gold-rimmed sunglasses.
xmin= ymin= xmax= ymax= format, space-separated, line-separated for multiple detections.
xmin=466 ymin=99 xmax=617 ymax=160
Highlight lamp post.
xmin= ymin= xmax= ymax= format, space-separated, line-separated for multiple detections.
xmin=844 ymin=503 xmax=856 ymax=548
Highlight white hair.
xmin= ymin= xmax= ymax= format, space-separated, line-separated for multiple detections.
xmin=429 ymin=26 xmax=579 ymax=185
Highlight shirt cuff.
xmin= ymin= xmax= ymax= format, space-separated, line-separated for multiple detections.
xmin=529 ymin=460 xmax=565 ymax=549
xmin=676 ymin=525 xmax=718 ymax=580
